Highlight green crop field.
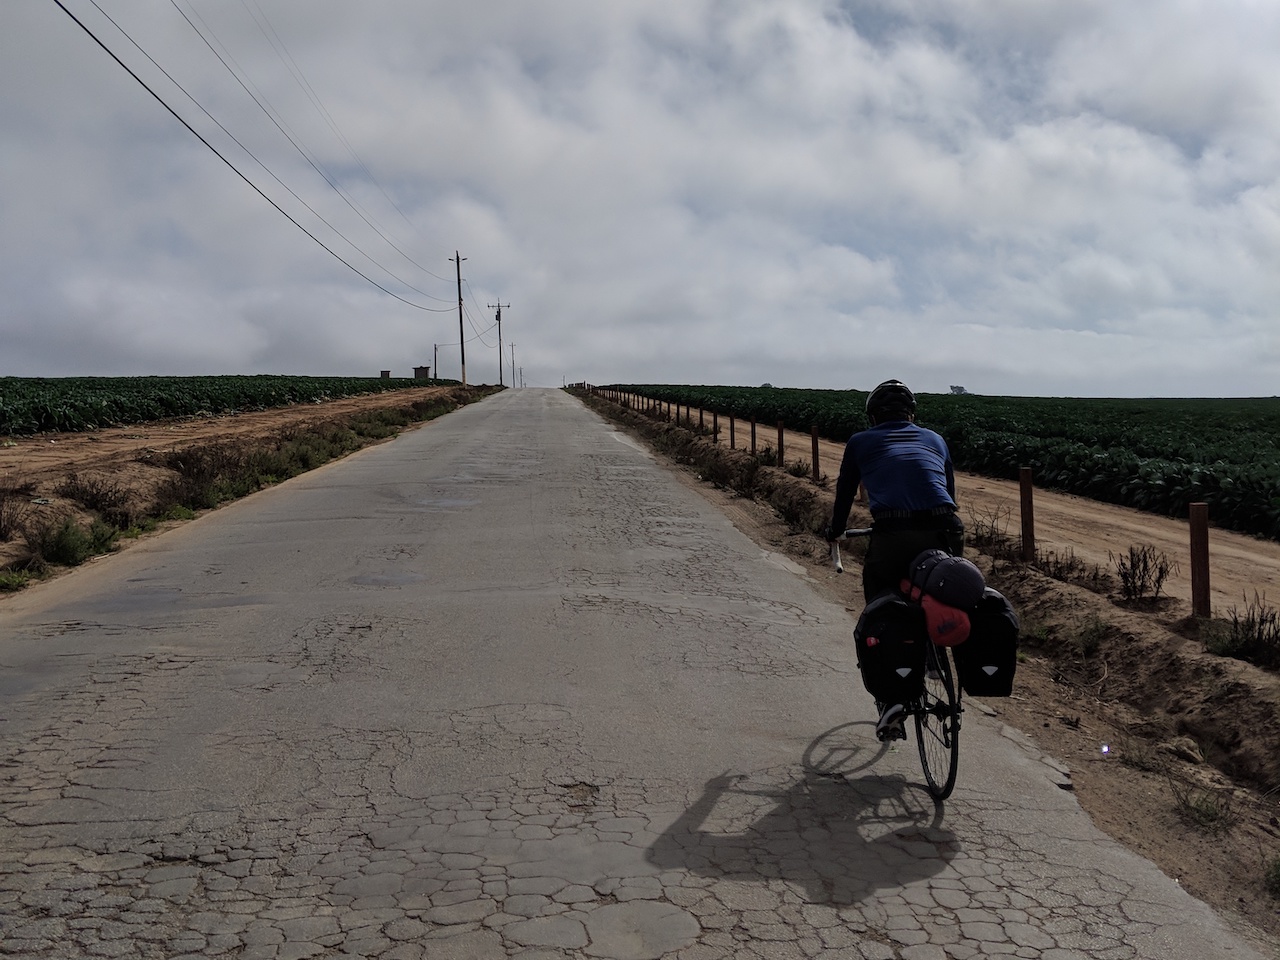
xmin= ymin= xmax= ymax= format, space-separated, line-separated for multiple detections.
xmin=610 ymin=384 xmax=1280 ymax=542
xmin=0 ymin=375 xmax=452 ymax=436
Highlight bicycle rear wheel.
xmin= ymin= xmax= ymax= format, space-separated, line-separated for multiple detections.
xmin=915 ymin=644 xmax=960 ymax=800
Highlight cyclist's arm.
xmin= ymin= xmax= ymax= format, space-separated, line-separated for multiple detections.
xmin=828 ymin=442 xmax=862 ymax=536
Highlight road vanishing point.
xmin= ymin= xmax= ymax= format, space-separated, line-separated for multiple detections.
xmin=0 ymin=388 xmax=1272 ymax=960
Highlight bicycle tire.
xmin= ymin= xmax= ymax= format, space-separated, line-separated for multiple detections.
xmin=915 ymin=643 xmax=961 ymax=800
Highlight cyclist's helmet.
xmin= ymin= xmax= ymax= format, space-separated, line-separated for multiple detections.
xmin=866 ymin=379 xmax=916 ymax=422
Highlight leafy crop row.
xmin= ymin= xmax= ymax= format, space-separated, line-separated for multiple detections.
xmin=0 ymin=375 xmax=452 ymax=435
xmin=611 ymin=384 xmax=1280 ymax=542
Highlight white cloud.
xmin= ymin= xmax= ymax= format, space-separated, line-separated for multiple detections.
xmin=1 ymin=0 xmax=1278 ymax=395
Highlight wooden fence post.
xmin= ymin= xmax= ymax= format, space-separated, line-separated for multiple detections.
xmin=1020 ymin=467 xmax=1035 ymax=563
xmin=751 ymin=418 xmax=757 ymax=454
xmin=699 ymin=408 xmax=705 ymax=431
xmin=712 ymin=412 xmax=719 ymax=442
xmin=811 ymin=426 xmax=820 ymax=481
xmin=1190 ymin=503 xmax=1211 ymax=618
xmin=729 ymin=415 xmax=735 ymax=449
xmin=777 ymin=421 xmax=785 ymax=466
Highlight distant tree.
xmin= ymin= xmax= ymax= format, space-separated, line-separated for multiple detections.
xmin=950 ymin=385 xmax=969 ymax=395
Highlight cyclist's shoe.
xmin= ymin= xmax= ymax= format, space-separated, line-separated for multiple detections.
xmin=875 ymin=703 xmax=907 ymax=742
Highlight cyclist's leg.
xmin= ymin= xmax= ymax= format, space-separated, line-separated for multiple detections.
xmin=942 ymin=515 xmax=966 ymax=558
xmin=862 ymin=528 xmax=954 ymax=602
xmin=862 ymin=528 xmax=934 ymax=740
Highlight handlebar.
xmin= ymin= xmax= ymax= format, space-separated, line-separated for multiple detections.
xmin=829 ymin=527 xmax=872 ymax=573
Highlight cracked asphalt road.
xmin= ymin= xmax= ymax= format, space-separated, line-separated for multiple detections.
xmin=0 ymin=388 xmax=1271 ymax=959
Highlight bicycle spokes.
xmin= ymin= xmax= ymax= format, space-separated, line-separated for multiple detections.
xmin=915 ymin=648 xmax=961 ymax=800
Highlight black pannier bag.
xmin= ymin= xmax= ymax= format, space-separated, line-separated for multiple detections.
xmin=952 ymin=587 xmax=1020 ymax=697
xmin=854 ymin=591 xmax=927 ymax=705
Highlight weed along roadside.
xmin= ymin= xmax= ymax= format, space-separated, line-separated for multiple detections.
xmin=0 ymin=384 xmax=501 ymax=592
xmin=570 ymin=385 xmax=1280 ymax=944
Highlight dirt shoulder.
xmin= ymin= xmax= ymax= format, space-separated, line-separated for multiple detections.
xmin=0 ymin=386 xmax=460 ymax=482
xmin=779 ymin=422 xmax=1280 ymax=617
xmin=587 ymin=394 xmax=1280 ymax=952
xmin=0 ymin=386 xmax=472 ymax=573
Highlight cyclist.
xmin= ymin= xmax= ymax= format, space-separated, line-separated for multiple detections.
xmin=823 ymin=379 xmax=965 ymax=741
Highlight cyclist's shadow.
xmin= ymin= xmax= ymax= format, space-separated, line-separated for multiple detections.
xmin=646 ymin=722 xmax=957 ymax=906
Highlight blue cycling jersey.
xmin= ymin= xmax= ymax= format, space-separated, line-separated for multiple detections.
xmin=830 ymin=420 xmax=956 ymax=530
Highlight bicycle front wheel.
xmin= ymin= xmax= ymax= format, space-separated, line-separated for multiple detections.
xmin=915 ymin=644 xmax=960 ymax=801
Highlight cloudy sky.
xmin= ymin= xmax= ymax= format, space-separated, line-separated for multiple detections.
xmin=3 ymin=1 xmax=1279 ymax=396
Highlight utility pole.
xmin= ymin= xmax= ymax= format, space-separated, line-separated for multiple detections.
xmin=488 ymin=300 xmax=510 ymax=386
xmin=433 ymin=344 xmax=438 ymax=380
xmin=451 ymin=251 xmax=467 ymax=386
xmin=509 ymin=343 xmax=516 ymax=388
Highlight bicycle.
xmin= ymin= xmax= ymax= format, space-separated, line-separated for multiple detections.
xmin=831 ymin=528 xmax=963 ymax=801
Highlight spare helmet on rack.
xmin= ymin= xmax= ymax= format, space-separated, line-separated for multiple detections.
xmin=865 ymin=379 xmax=917 ymax=422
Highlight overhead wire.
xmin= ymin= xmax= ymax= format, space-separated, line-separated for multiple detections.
xmin=240 ymin=0 xmax=427 ymax=247
xmin=82 ymin=0 xmax=453 ymax=309
xmin=463 ymin=279 xmax=501 ymax=343
xmin=167 ymin=0 xmax=454 ymax=296
xmin=435 ymin=302 xmax=498 ymax=349
xmin=53 ymin=0 xmax=456 ymax=312
xmin=463 ymin=303 xmax=499 ymax=348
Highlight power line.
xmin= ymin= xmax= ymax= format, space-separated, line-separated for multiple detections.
xmin=241 ymin=0 xmax=426 ymax=247
xmin=463 ymin=278 xmax=495 ymax=328
xmin=461 ymin=280 xmax=498 ymax=345
xmin=86 ymin=0 xmax=452 ymax=307
xmin=434 ymin=324 xmax=498 ymax=349
xmin=167 ymin=0 xmax=454 ymax=297
xmin=53 ymin=0 xmax=455 ymax=313
xmin=463 ymin=303 xmax=498 ymax=348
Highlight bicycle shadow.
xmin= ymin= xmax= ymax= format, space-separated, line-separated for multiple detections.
xmin=645 ymin=722 xmax=957 ymax=906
